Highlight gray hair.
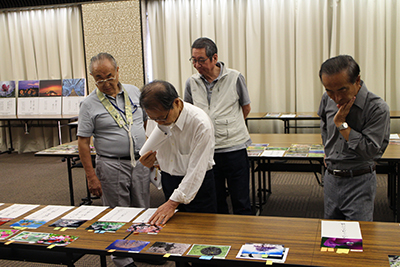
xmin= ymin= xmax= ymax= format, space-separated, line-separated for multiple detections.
xmin=89 ymin=52 xmax=118 ymax=74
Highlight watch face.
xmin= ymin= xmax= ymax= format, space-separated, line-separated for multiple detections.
xmin=338 ymin=122 xmax=348 ymax=131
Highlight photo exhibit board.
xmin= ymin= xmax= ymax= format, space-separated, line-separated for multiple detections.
xmin=62 ymin=78 xmax=85 ymax=115
xmin=38 ymin=79 xmax=62 ymax=115
xmin=17 ymin=80 xmax=39 ymax=115
xmin=0 ymin=81 xmax=16 ymax=115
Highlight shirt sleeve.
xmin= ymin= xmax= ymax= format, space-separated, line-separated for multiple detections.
xmin=347 ymin=102 xmax=390 ymax=159
xmin=236 ymin=74 xmax=251 ymax=106
xmin=169 ymin=121 xmax=214 ymax=204
xmin=317 ymin=93 xmax=328 ymax=146
xmin=183 ymin=78 xmax=193 ymax=104
xmin=77 ymin=100 xmax=94 ymax=138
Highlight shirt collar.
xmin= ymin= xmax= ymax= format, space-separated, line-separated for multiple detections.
xmin=353 ymin=80 xmax=367 ymax=110
xmin=174 ymin=99 xmax=187 ymax=131
xmin=199 ymin=61 xmax=226 ymax=84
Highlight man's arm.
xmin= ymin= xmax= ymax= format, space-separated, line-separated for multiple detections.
xmin=346 ymin=102 xmax=390 ymax=159
xmin=236 ymin=74 xmax=251 ymax=119
xmin=78 ymin=136 xmax=102 ymax=197
xmin=242 ymin=104 xmax=251 ymax=119
xmin=148 ymin=121 xmax=214 ymax=226
xmin=183 ymin=79 xmax=193 ymax=104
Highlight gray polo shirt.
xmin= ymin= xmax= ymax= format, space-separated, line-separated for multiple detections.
xmin=318 ymin=81 xmax=390 ymax=170
xmin=77 ymin=83 xmax=147 ymax=158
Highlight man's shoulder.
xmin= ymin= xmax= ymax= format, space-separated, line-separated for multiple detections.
xmin=184 ymin=102 xmax=212 ymax=124
xmin=80 ymin=90 xmax=98 ymax=104
xmin=122 ymin=83 xmax=140 ymax=92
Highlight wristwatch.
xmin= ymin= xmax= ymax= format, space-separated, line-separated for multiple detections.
xmin=337 ymin=122 xmax=348 ymax=131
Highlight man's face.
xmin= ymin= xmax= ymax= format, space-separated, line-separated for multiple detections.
xmin=191 ymin=48 xmax=217 ymax=76
xmin=91 ymin=59 xmax=120 ymax=98
xmin=145 ymin=98 xmax=180 ymax=126
xmin=321 ymin=70 xmax=361 ymax=107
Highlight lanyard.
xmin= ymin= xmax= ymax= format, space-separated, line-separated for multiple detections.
xmin=96 ymin=85 xmax=137 ymax=167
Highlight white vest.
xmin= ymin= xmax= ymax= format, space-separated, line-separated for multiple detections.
xmin=189 ymin=67 xmax=250 ymax=149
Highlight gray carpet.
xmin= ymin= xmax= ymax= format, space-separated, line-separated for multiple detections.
xmin=0 ymin=152 xmax=395 ymax=266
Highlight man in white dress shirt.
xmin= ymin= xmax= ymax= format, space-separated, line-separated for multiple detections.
xmin=139 ymin=80 xmax=217 ymax=226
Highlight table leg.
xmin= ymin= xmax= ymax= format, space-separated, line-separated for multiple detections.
xmin=66 ymin=157 xmax=75 ymax=206
xmin=396 ymin=161 xmax=399 ymax=222
xmin=250 ymin=159 xmax=256 ymax=214
xmin=57 ymin=121 xmax=62 ymax=145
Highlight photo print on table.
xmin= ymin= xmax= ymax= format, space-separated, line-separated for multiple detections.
xmin=187 ymin=244 xmax=231 ymax=259
xmin=146 ymin=241 xmax=191 ymax=256
xmin=106 ymin=239 xmax=150 ymax=252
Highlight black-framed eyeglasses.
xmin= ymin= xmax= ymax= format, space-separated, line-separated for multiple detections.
xmin=153 ymin=108 xmax=171 ymax=122
xmin=189 ymin=57 xmax=210 ymax=65
xmin=95 ymin=76 xmax=116 ymax=86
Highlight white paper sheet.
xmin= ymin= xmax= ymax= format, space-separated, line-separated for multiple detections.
xmin=38 ymin=97 xmax=62 ymax=115
xmin=139 ymin=126 xmax=170 ymax=155
xmin=0 ymin=98 xmax=16 ymax=115
xmin=61 ymin=205 xmax=108 ymax=220
xmin=390 ymin=134 xmax=400 ymax=140
xmin=0 ymin=204 xmax=39 ymax=218
xmin=98 ymin=207 xmax=145 ymax=222
xmin=280 ymin=114 xmax=296 ymax=118
xmin=24 ymin=205 xmax=74 ymax=221
xmin=62 ymin=96 xmax=84 ymax=115
xmin=261 ymin=150 xmax=286 ymax=157
xmin=321 ymin=221 xmax=362 ymax=239
xmin=131 ymin=208 xmax=157 ymax=223
xmin=17 ymin=98 xmax=39 ymax=115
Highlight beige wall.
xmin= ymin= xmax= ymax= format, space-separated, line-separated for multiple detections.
xmin=81 ymin=0 xmax=144 ymax=93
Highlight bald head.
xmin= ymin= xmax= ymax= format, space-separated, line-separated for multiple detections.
xmin=140 ymin=80 xmax=179 ymax=111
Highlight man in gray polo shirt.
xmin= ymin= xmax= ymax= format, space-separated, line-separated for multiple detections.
xmin=318 ymin=55 xmax=390 ymax=221
xmin=77 ymin=53 xmax=150 ymax=267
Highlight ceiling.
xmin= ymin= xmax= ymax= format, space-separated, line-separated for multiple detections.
xmin=0 ymin=0 xmax=110 ymax=10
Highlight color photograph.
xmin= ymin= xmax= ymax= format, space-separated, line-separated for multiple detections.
xmin=126 ymin=222 xmax=162 ymax=234
xmin=0 ymin=229 xmax=19 ymax=240
xmin=146 ymin=241 xmax=191 ymax=256
xmin=18 ymin=80 xmax=39 ymax=97
xmin=10 ymin=231 xmax=50 ymax=243
xmin=86 ymin=221 xmax=125 ymax=232
xmin=187 ymin=244 xmax=231 ymax=259
xmin=62 ymin=78 xmax=85 ymax=96
xmin=49 ymin=219 xmax=87 ymax=228
xmin=105 ymin=239 xmax=150 ymax=252
xmin=10 ymin=219 xmax=47 ymax=229
xmin=39 ymin=80 xmax=62 ymax=96
xmin=37 ymin=233 xmax=78 ymax=246
xmin=0 ymin=81 xmax=15 ymax=97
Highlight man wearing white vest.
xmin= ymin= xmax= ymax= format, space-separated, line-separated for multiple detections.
xmin=184 ymin=37 xmax=253 ymax=215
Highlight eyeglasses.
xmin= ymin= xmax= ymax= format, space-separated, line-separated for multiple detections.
xmin=189 ymin=57 xmax=210 ymax=65
xmin=95 ymin=77 xmax=116 ymax=86
xmin=153 ymin=108 xmax=171 ymax=122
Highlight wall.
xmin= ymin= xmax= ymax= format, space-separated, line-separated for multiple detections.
xmin=81 ymin=0 xmax=144 ymax=93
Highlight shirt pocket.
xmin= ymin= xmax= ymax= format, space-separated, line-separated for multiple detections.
xmin=214 ymin=116 xmax=240 ymax=141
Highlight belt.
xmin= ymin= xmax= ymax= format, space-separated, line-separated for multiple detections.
xmin=97 ymin=154 xmax=140 ymax=161
xmin=327 ymin=165 xmax=376 ymax=177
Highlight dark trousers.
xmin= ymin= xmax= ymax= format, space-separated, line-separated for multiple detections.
xmin=161 ymin=170 xmax=217 ymax=213
xmin=213 ymin=149 xmax=253 ymax=215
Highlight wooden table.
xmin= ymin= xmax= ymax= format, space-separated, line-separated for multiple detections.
xmin=248 ymin=134 xmax=400 ymax=221
xmin=246 ymin=112 xmax=320 ymax=133
xmin=246 ymin=111 xmax=400 ymax=133
xmin=35 ymin=140 xmax=96 ymax=206
xmin=0 ymin=114 xmax=78 ymax=154
xmin=0 ymin=203 xmax=399 ymax=267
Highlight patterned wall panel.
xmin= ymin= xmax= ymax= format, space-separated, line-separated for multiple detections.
xmin=81 ymin=0 xmax=144 ymax=93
